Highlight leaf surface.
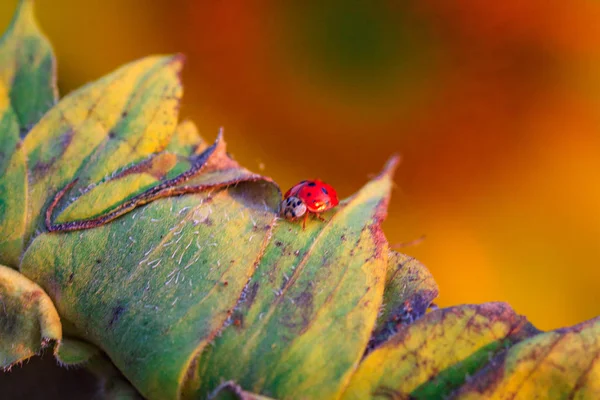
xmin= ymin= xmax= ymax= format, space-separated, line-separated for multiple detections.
xmin=21 ymin=156 xmax=397 ymax=400
xmin=21 ymin=177 xmax=280 ymax=399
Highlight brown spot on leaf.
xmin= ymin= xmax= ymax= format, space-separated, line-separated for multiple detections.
xmin=244 ymin=282 xmax=260 ymax=308
xmin=108 ymin=305 xmax=126 ymax=328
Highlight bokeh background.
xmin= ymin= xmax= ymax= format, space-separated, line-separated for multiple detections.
xmin=2 ymin=0 xmax=600 ymax=332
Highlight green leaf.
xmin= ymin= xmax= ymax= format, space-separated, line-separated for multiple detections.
xmin=0 ymin=0 xmax=57 ymax=267
xmin=20 ymin=155 xmax=396 ymax=399
xmin=0 ymin=0 xmax=57 ymax=133
xmin=21 ymin=171 xmax=280 ymax=399
xmin=185 ymin=158 xmax=397 ymax=399
xmin=0 ymin=264 xmax=61 ymax=369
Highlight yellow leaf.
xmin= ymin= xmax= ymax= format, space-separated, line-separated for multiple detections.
xmin=342 ymin=303 xmax=536 ymax=399
xmin=22 ymin=55 xmax=183 ymax=245
xmin=454 ymin=317 xmax=600 ymax=399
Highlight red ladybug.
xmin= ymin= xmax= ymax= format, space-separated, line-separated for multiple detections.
xmin=280 ymin=180 xmax=339 ymax=229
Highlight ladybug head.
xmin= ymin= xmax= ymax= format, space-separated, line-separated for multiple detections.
xmin=280 ymin=196 xmax=307 ymax=219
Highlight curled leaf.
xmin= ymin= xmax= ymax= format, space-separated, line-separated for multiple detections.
xmin=0 ymin=264 xmax=61 ymax=369
xmin=46 ymin=131 xmax=272 ymax=232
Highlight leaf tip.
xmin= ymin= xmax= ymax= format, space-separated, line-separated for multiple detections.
xmin=5 ymin=0 xmax=36 ymax=36
xmin=170 ymin=52 xmax=186 ymax=67
xmin=379 ymin=154 xmax=401 ymax=181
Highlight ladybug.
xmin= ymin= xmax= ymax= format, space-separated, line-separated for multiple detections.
xmin=280 ymin=180 xmax=339 ymax=229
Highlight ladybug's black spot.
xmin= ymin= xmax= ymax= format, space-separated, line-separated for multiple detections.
xmin=307 ymin=182 xmax=316 ymax=187
xmin=321 ymin=187 xmax=329 ymax=195
xmin=295 ymin=200 xmax=302 ymax=207
xmin=306 ymin=192 xmax=312 ymax=197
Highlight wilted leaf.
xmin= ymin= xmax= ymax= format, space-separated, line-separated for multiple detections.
xmin=454 ymin=316 xmax=600 ymax=399
xmin=342 ymin=303 xmax=537 ymax=399
xmin=0 ymin=264 xmax=61 ymax=368
xmin=0 ymin=0 xmax=57 ymax=267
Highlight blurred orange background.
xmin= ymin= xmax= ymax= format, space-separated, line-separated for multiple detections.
xmin=2 ymin=0 xmax=599 ymax=331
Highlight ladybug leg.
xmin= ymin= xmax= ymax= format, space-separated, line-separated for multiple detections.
xmin=302 ymin=212 xmax=308 ymax=230
xmin=315 ymin=213 xmax=326 ymax=222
